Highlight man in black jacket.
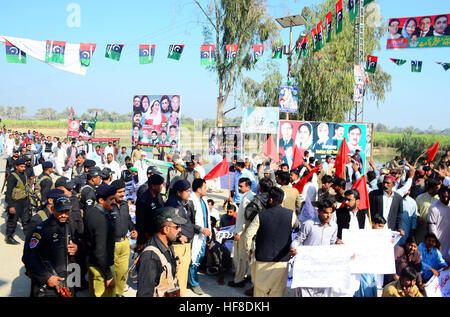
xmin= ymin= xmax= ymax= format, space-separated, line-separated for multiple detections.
xmin=36 ymin=161 xmax=54 ymax=207
xmin=164 ymin=179 xmax=195 ymax=297
xmin=137 ymin=207 xmax=185 ymax=297
xmin=83 ymin=183 xmax=117 ymax=297
xmin=111 ymin=179 xmax=137 ymax=297
xmin=245 ymin=187 xmax=297 ymax=297
xmin=336 ymin=189 xmax=371 ymax=240
xmin=369 ymin=174 xmax=405 ymax=235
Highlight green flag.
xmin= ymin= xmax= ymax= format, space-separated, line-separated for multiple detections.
xmin=302 ymin=34 xmax=309 ymax=57
xmin=349 ymin=0 xmax=358 ymax=24
xmin=336 ymin=0 xmax=343 ymax=34
xmin=272 ymin=46 xmax=282 ymax=59
xmin=364 ymin=0 xmax=374 ymax=6
xmin=105 ymin=44 xmax=124 ymax=61
xmin=390 ymin=58 xmax=406 ymax=66
xmin=411 ymin=60 xmax=422 ymax=72
xmin=436 ymin=62 xmax=450 ymax=71
xmin=168 ymin=45 xmax=184 ymax=60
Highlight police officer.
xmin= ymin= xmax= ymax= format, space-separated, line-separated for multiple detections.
xmin=72 ymin=158 xmax=95 ymax=193
xmin=36 ymin=161 xmax=54 ymax=206
xmin=24 ymin=155 xmax=35 ymax=180
xmin=1 ymin=148 xmax=19 ymax=193
xmin=22 ymin=196 xmax=78 ymax=297
xmin=79 ymin=166 xmax=102 ymax=218
xmin=5 ymin=158 xmax=31 ymax=245
xmin=83 ymin=183 xmax=117 ymax=297
xmin=136 ymin=166 xmax=157 ymax=199
xmin=101 ymin=167 xmax=113 ymax=185
xmin=111 ymin=179 xmax=138 ymax=297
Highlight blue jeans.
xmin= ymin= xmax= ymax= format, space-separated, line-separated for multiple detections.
xmin=188 ymin=241 xmax=206 ymax=287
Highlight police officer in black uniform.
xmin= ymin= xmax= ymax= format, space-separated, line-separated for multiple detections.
xmin=22 ymin=196 xmax=78 ymax=297
xmin=24 ymin=155 xmax=35 ymax=179
xmin=1 ymin=149 xmax=19 ymax=193
xmin=5 ymin=158 xmax=31 ymax=245
xmin=36 ymin=161 xmax=54 ymax=206
xmin=79 ymin=166 xmax=102 ymax=218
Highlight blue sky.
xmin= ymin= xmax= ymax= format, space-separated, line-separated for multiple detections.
xmin=0 ymin=0 xmax=449 ymax=130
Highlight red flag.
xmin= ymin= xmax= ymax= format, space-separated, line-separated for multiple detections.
xmin=292 ymin=146 xmax=305 ymax=170
xmin=262 ymin=135 xmax=278 ymax=163
xmin=335 ymin=138 xmax=351 ymax=179
xmin=427 ymin=142 xmax=440 ymax=162
xmin=204 ymin=156 xmax=229 ymax=180
xmin=70 ymin=106 xmax=74 ymax=117
xmin=351 ymin=175 xmax=369 ymax=210
xmin=293 ymin=166 xmax=320 ymax=195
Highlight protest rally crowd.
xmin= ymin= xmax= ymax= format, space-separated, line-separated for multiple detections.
xmin=1 ymin=126 xmax=449 ymax=298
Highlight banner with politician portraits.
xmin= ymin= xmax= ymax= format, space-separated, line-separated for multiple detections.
xmin=132 ymin=94 xmax=181 ymax=151
xmin=278 ymin=121 xmax=373 ymax=173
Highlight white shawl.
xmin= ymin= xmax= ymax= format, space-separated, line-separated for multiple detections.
xmin=189 ymin=191 xmax=211 ymax=265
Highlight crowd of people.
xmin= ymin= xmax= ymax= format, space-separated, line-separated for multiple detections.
xmin=1 ymin=126 xmax=450 ymax=298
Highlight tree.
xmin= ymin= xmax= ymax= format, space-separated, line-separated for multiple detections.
xmin=241 ymin=0 xmax=392 ymax=123
xmin=36 ymin=107 xmax=58 ymax=121
xmin=195 ymin=0 xmax=280 ymax=127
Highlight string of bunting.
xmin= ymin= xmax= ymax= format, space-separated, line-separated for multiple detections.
xmin=365 ymin=55 xmax=449 ymax=73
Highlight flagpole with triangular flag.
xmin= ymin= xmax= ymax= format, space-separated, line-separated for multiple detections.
xmin=414 ymin=141 xmax=440 ymax=167
xmin=351 ymin=175 xmax=372 ymax=227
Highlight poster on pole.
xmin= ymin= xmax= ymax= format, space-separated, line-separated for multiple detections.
xmin=386 ymin=14 xmax=450 ymax=49
xmin=241 ymin=107 xmax=279 ymax=134
xmin=132 ymin=94 xmax=181 ymax=151
xmin=279 ymin=86 xmax=299 ymax=113
xmin=278 ymin=120 xmax=373 ymax=172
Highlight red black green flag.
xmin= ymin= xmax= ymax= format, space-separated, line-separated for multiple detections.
xmin=316 ymin=21 xmax=324 ymax=50
xmin=139 ymin=44 xmax=155 ymax=64
xmin=46 ymin=40 xmax=66 ymax=64
xmin=365 ymin=55 xmax=377 ymax=73
xmin=336 ymin=0 xmax=343 ymax=34
xmin=225 ymin=45 xmax=239 ymax=66
xmin=311 ymin=28 xmax=318 ymax=52
xmin=200 ymin=45 xmax=215 ymax=66
xmin=390 ymin=58 xmax=406 ymax=66
xmin=325 ymin=11 xmax=332 ymax=43
xmin=253 ymin=45 xmax=264 ymax=64
xmin=349 ymin=0 xmax=359 ymax=24
xmin=5 ymin=40 xmax=26 ymax=64
xmin=436 ymin=62 xmax=450 ymax=71
xmin=301 ymin=34 xmax=309 ymax=57
xmin=105 ymin=44 xmax=124 ymax=61
xmin=168 ymin=45 xmax=184 ymax=61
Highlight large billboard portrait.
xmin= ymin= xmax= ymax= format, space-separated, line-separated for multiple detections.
xmin=278 ymin=120 xmax=372 ymax=173
xmin=386 ymin=14 xmax=450 ymax=49
xmin=208 ymin=126 xmax=241 ymax=158
xmin=279 ymin=86 xmax=299 ymax=113
xmin=132 ymin=94 xmax=181 ymax=151
xmin=79 ymin=121 xmax=95 ymax=138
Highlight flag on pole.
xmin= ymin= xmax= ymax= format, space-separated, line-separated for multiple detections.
xmin=5 ymin=40 xmax=26 ymax=64
xmin=105 ymin=44 xmax=124 ymax=61
xmin=204 ymin=156 xmax=229 ymax=180
xmin=272 ymin=46 xmax=283 ymax=59
xmin=253 ymin=44 xmax=264 ymax=64
xmin=311 ymin=28 xmax=318 ymax=52
xmin=262 ymin=135 xmax=278 ymax=163
xmin=79 ymin=43 xmax=96 ymax=67
xmin=365 ymin=55 xmax=378 ymax=73
xmin=436 ymin=62 xmax=450 ymax=71
xmin=351 ymin=175 xmax=370 ymax=210
xmin=200 ymin=45 xmax=215 ymax=66
xmin=45 ymin=40 xmax=66 ymax=64
xmin=316 ymin=21 xmax=324 ymax=50
xmin=168 ymin=45 xmax=184 ymax=60
xmin=325 ymin=11 xmax=332 ymax=43
xmin=390 ymin=58 xmax=406 ymax=66
xmin=334 ymin=138 xmax=351 ymax=179
xmin=139 ymin=44 xmax=155 ymax=64
xmin=293 ymin=166 xmax=321 ymax=195
xmin=411 ymin=60 xmax=422 ymax=72
xmin=336 ymin=0 xmax=343 ymax=34
xmin=225 ymin=44 xmax=239 ymax=66
xmin=301 ymin=34 xmax=309 ymax=56
xmin=70 ymin=106 xmax=74 ymax=118
xmin=349 ymin=0 xmax=359 ymax=23
xmin=427 ymin=142 xmax=440 ymax=162
xmin=292 ymin=146 xmax=305 ymax=170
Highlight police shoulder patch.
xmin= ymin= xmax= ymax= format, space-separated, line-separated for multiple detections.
xmin=29 ymin=237 xmax=39 ymax=249
xmin=32 ymin=232 xmax=41 ymax=240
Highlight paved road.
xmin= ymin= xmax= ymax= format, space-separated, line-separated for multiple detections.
xmin=0 ymin=156 xmax=251 ymax=297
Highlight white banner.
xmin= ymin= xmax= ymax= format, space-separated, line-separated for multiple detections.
xmin=342 ymin=229 xmax=396 ymax=274
xmin=216 ymin=225 xmax=235 ymax=244
xmin=291 ymin=245 xmax=353 ymax=288
xmin=425 ymin=269 xmax=450 ymax=297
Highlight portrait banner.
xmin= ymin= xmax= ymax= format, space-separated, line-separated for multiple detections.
xmin=79 ymin=120 xmax=95 ymax=138
xmin=386 ymin=14 xmax=450 ymax=49
xmin=132 ymin=94 xmax=181 ymax=151
xmin=241 ymin=107 xmax=279 ymax=134
xmin=279 ymin=86 xmax=299 ymax=113
xmin=278 ymin=120 xmax=372 ymax=173
xmin=67 ymin=119 xmax=80 ymax=137
xmin=208 ymin=126 xmax=241 ymax=158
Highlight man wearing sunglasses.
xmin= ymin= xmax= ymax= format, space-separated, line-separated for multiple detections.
xmin=137 ymin=207 xmax=186 ymax=297
xmin=22 ymin=196 xmax=78 ymax=297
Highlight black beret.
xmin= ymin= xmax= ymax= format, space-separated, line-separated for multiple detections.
xmin=55 ymin=177 xmax=76 ymax=190
xmin=96 ymin=183 xmax=117 ymax=200
xmin=101 ymin=167 xmax=113 ymax=178
xmin=84 ymin=159 xmax=96 ymax=168
xmin=148 ymin=174 xmax=165 ymax=186
xmin=46 ymin=188 xmax=65 ymax=199
xmin=111 ymin=179 xmax=126 ymax=190
xmin=42 ymin=161 xmax=53 ymax=169
xmin=172 ymin=179 xmax=191 ymax=192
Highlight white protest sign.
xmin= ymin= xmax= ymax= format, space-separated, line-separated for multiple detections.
xmin=425 ymin=269 xmax=450 ymax=297
xmin=342 ymin=229 xmax=396 ymax=274
xmin=216 ymin=225 xmax=235 ymax=244
xmin=291 ymin=245 xmax=352 ymax=289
